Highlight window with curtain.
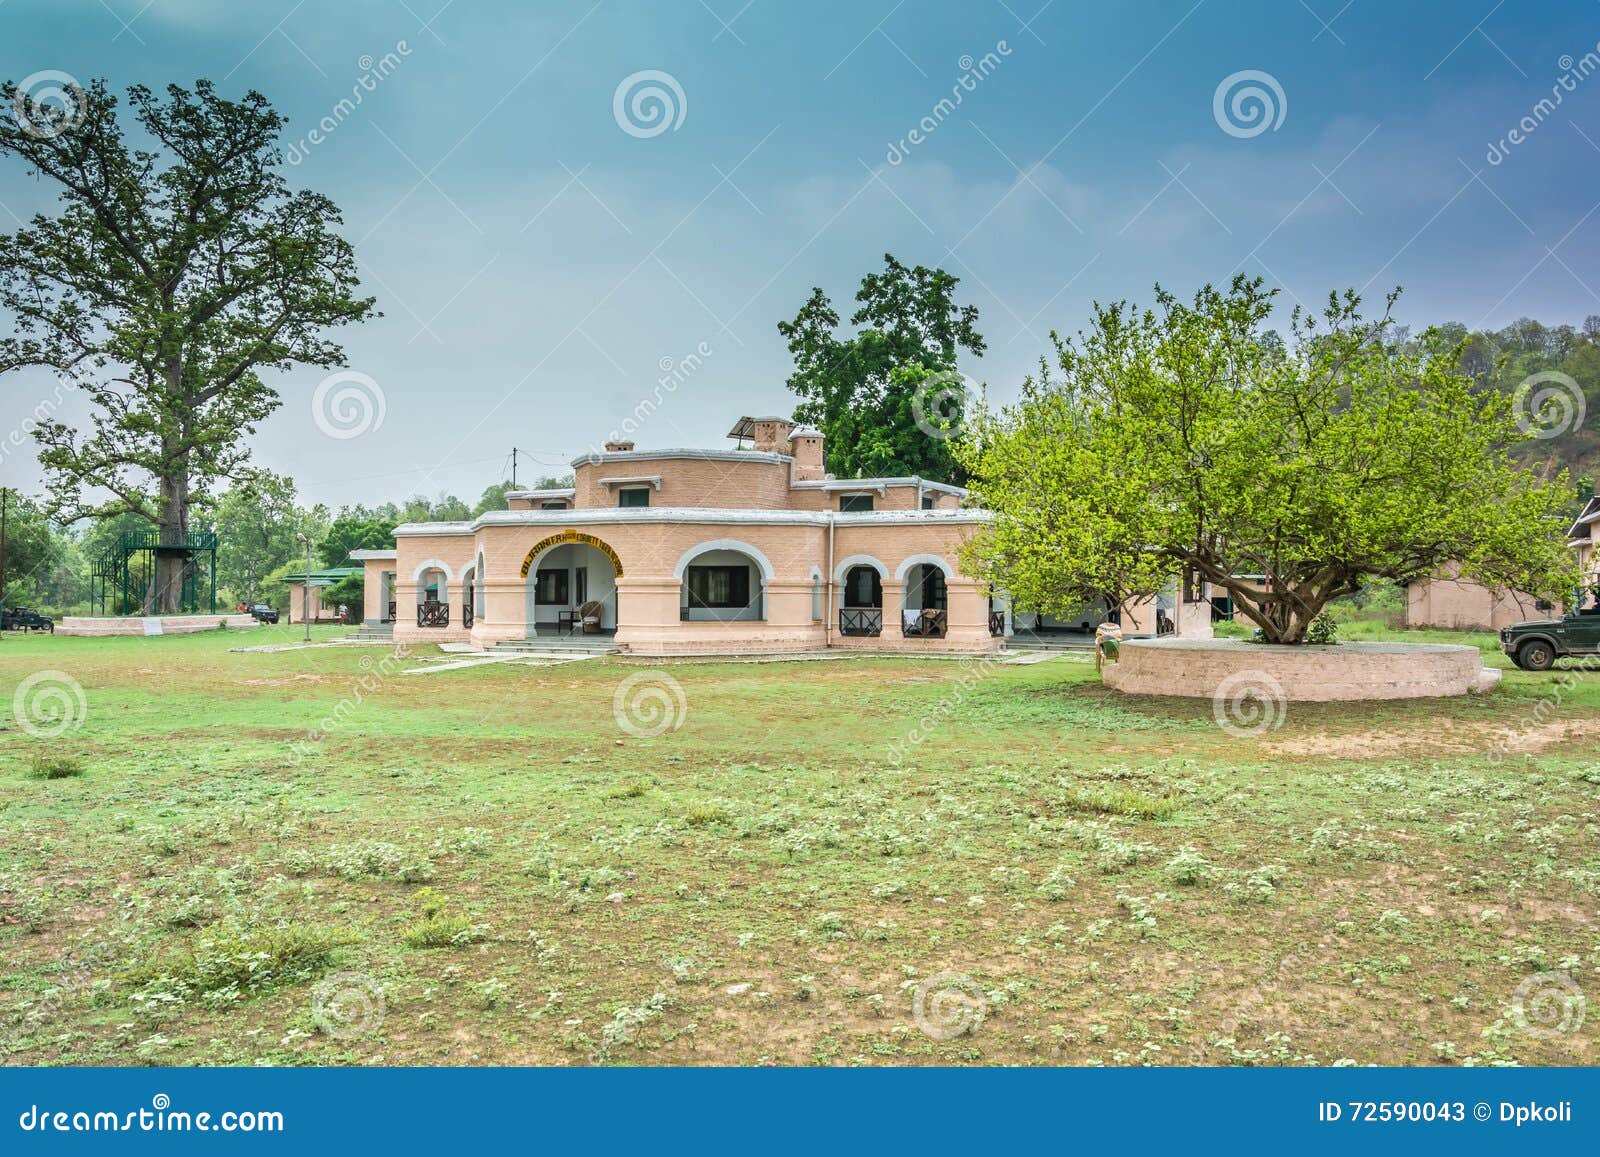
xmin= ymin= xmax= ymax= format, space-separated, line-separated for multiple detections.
xmin=534 ymin=568 xmax=569 ymax=605
xmin=844 ymin=566 xmax=882 ymax=607
xmin=915 ymin=568 xmax=948 ymax=610
xmin=686 ymin=565 xmax=750 ymax=608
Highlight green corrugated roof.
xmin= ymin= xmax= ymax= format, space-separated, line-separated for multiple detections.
xmin=283 ymin=567 xmax=360 ymax=583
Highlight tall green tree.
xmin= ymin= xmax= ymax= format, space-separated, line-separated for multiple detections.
xmin=959 ymin=277 xmax=1577 ymax=643
xmin=778 ymin=253 xmax=984 ymax=481
xmin=320 ymin=513 xmax=396 ymax=568
xmin=0 ymin=78 xmax=377 ymax=612
xmin=211 ymin=471 xmax=304 ymax=603
xmin=0 ymin=492 xmax=70 ymax=608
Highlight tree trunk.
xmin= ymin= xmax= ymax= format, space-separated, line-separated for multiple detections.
xmin=146 ymin=462 xmax=189 ymax=615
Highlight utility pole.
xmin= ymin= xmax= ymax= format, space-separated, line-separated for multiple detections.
xmin=296 ymin=531 xmax=313 ymax=643
xmin=0 ymin=487 xmax=7 ymax=627
xmin=511 ymin=446 xmax=519 ymax=488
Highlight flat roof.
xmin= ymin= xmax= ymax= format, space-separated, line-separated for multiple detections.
xmin=726 ymin=415 xmax=792 ymax=440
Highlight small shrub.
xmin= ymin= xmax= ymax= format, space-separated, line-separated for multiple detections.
xmin=1305 ymin=614 xmax=1338 ymax=645
xmin=323 ymin=841 xmax=434 ymax=883
xmin=401 ymin=912 xmax=481 ymax=949
xmin=604 ymin=780 xmax=650 ymax=801
xmin=128 ymin=924 xmax=357 ymax=995
xmin=1163 ymin=846 xmax=1214 ymax=886
xmin=399 ymin=889 xmax=484 ymax=949
xmin=1063 ymin=786 xmax=1176 ymax=821
xmin=684 ymin=801 xmax=729 ymax=827
xmin=29 ymin=751 xmax=84 ymax=779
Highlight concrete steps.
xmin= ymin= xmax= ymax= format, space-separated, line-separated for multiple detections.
xmin=346 ymin=625 xmax=396 ymax=642
xmin=491 ymin=637 xmax=619 ymax=656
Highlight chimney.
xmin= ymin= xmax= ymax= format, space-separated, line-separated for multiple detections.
xmin=788 ymin=426 xmax=825 ymax=482
xmin=604 ymin=439 xmax=635 ymax=452
xmin=751 ymin=418 xmax=795 ymax=454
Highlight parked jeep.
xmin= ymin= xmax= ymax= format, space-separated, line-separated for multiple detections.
xmin=1501 ymin=609 xmax=1600 ymax=670
xmin=1 ymin=606 xmax=54 ymax=633
xmin=249 ymin=603 xmax=280 ymax=624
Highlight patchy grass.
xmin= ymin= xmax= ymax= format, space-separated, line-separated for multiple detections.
xmin=0 ymin=624 xmax=1596 ymax=1067
xmin=27 ymin=750 xmax=85 ymax=780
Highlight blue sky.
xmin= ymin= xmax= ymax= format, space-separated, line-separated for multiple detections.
xmin=3 ymin=0 xmax=1600 ymax=507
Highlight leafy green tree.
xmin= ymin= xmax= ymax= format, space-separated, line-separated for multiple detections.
xmin=473 ymin=481 xmax=516 ymax=516
xmin=390 ymin=493 xmax=470 ymax=524
xmin=211 ymin=472 xmax=303 ymax=603
xmin=320 ymin=514 xmax=396 ymax=568
xmin=0 ymin=492 xmax=70 ymax=609
xmin=320 ymin=571 xmax=365 ymax=615
xmin=779 ymin=253 xmax=984 ymax=482
xmin=959 ymin=277 xmax=1577 ymax=643
xmin=0 ymin=78 xmax=377 ymax=612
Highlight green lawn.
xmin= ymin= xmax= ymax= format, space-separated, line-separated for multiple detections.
xmin=0 ymin=625 xmax=1595 ymax=1066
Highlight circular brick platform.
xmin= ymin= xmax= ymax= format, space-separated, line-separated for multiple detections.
xmin=1101 ymin=637 xmax=1496 ymax=701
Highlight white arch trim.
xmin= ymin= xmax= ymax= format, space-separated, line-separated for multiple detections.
xmin=673 ymin=539 xmax=776 ymax=583
xmin=411 ymin=558 xmax=455 ymax=582
xmin=894 ymin=553 xmax=954 ymax=581
xmin=833 ymin=554 xmax=889 ymax=584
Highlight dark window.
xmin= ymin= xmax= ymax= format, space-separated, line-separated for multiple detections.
xmin=914 ymin=568 xmax=948 ymax=610
xmin=534 ymin=568 xmax=569 ymax=605
xmin=575 ymin=567 xmax=588 ymax=605
xmin=618 ymin=488 xmax=651 ymax=508
xmin=843 ymin=565 xmax=882 ymax=608
xmin=687 ymin=565 xmax=750 ymax=608
xmin=839 ymin=494 xmax=874 ymax=512
xmin=540 ymin=500 xmax=567 ymax=510
xmin=921 ymin=495 xmax=936 ymax=510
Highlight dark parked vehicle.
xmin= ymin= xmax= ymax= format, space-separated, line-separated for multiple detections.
xmin=1 ymin=607 xmax=54 ymax=633
xmin=1501 ymin=608 xmax=1600 ymax=670
xmin=249 ymin=603 xmax=280 ymax=624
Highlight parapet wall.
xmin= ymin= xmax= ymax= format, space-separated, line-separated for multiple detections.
xmin=1102 ymin=638 xmax=1494 ymax=701
xmin=58 ymin=614 xmax=260 ymax=637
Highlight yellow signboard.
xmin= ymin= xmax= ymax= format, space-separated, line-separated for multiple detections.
xmin=519 ymin=530 xmax=624 ymax=578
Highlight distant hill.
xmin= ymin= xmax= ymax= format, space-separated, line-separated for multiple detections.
xmin=1433 ymin=317 xmax=1600 ymax=516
